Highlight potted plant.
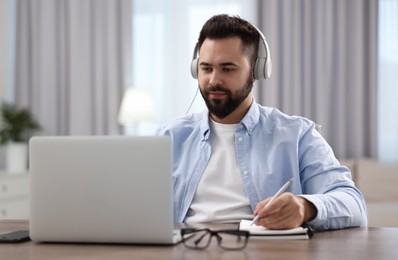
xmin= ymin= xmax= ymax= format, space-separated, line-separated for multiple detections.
xmin=0 ymin=102 xmax=41 ymax=173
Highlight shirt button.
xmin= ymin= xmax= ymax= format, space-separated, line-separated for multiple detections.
xmin=242 ymin=171 xmax=249 ymax=176
xmin=237 ymin=137 xmax=243 ymax=142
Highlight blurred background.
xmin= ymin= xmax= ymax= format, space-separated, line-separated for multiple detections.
xmin=1 ymin=0 xmax=398 ymax=225
xmin=0 ymin=0 xmax=397 ymax=164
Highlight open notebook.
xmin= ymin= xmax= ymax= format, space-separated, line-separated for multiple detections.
xmin=239 ymin=220 xmax=313 ymax=240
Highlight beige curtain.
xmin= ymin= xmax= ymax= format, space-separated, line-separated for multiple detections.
xmin=13 ymin=0 xmax=132 ymax=135
xmin=256 ymin=0 xmax=378 ymax=159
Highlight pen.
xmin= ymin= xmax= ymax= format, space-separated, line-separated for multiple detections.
xmin=250 ymin=178 xmax=294 ymax=226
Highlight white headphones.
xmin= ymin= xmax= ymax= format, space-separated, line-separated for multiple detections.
xmin=190 ymin=24 xmax=272 ymax=80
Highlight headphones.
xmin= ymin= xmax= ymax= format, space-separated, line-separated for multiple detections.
xmin=190 ymin=24 xmax=272 ymax=80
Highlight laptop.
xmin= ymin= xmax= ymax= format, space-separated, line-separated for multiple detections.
xmin=29 ymin=135 xmax=181 ymax=244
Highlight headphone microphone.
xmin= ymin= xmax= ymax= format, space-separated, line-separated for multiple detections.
xmin=190 ymin=24 xmax=272 ymax=80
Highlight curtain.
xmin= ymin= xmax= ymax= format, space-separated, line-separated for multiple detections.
xmin=378 ymin=0 xmax=398 ymax=163
xmin=256 ymin=0 xmax=378 ymax=159
xmin=13 ymin=0 xmax=132 ymax=136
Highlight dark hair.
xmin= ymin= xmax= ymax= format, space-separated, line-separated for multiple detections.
xmin=197 ymin=14 xmax=260 ymax=67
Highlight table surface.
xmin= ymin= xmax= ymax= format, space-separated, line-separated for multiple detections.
xmin=1 ymin=220 xmax=398 ymax=260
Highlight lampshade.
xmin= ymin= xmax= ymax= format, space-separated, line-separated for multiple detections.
xmin=118 ymin=88 xmax=155 ymax=124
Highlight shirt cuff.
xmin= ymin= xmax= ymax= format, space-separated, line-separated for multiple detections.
xmin=298 ymin=194 xmax=327 ymax=229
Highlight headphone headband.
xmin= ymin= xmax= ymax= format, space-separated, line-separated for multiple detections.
xmin=190 ymin=24 xmax=272 ymax=80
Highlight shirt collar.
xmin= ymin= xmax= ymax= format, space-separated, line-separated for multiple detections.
xmin=199 ymin=110 xmax=211 ymax=141
xmin=240 ymin=99 xmax=260 ymax=135
xmin=199 ymin=99 xmax=260 ymax=140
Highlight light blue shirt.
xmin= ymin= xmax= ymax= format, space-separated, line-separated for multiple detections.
xmin=156 ymin=100 xmax=368 ymax=230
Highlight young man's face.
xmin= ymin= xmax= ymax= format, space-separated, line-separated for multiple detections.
xmin=198 ymin=37 xmax=254 ymax=120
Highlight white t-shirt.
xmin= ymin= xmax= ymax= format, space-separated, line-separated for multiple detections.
xmin=185 ymin=119 xmax=253 ymax=223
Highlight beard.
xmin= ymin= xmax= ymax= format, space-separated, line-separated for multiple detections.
xmin=200 ymin=76 xmax=254 ymax=119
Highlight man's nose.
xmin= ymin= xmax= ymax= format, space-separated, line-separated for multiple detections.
xmin=209 ymin=70 xmax=223 ymax=86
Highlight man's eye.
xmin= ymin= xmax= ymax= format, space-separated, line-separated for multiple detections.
xmin=223 ymin=68 xmax=235 ymax=72
xmin=201 ymin=67 xmax=212 ymax=72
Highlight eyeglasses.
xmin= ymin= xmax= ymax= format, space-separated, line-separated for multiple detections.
xmin=181 ymin=228 xmax=250 ymax=250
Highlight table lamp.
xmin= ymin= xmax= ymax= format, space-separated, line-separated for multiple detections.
xmin=118 ymin=88 xmax=155 ymax=135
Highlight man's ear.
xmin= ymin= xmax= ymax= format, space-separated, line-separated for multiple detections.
xmin=251 ymin=67 xmax=256 ymax=81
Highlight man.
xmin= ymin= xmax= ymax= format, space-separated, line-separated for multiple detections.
xmin=156 ymin=14 xmax=367 ymax=230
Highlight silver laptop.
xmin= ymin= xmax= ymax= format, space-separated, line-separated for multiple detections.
xmin=29 ymin=135 xmax=180 ymax=244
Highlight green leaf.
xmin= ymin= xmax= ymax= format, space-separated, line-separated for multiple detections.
xmin=0 ymin=102 xmax=41 ymax=144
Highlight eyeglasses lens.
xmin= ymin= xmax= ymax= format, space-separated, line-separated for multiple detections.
xmin=182 ymin=229 xmax=248 ymax=250
xmin=183 ymin=230 xmax=211 ymax=249
xmin=217 ymin=231 xmax=248 ymax=250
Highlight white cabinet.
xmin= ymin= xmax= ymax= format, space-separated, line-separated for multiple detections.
xmin=0 ymin=173 xmax=29 ymax=219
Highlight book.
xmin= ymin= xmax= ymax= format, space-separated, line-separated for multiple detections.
xmin=239 ymin=219 xmax=313 ymax=240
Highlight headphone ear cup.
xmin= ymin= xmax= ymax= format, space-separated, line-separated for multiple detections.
xmin=254 ymin=57 xmax=266 ymax=80
xmin=191 ymin=58 xmax=199 ymax=79
xmin=265 ymin=58 xmax=272 ymax=79
xmin=254 ymin=57 xmax=272 ymax=80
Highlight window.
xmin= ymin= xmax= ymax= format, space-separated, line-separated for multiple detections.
xmin=378 ymin=0 xmax=398 ymax=163
xmin=131 ymin=0 xmax=256 ymax=134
